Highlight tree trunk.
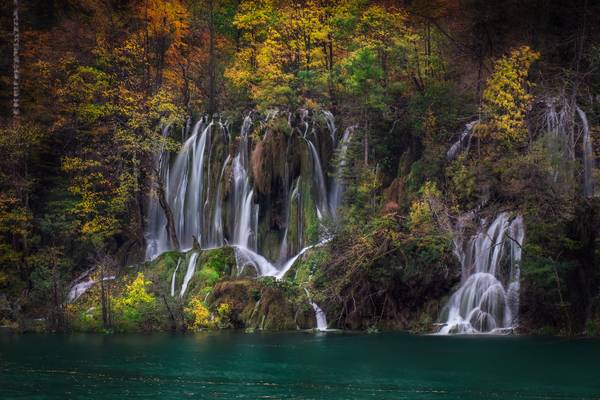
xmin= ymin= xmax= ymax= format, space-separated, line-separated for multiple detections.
xmin=158 ymin=180 xmax=180 ymax=249
xmin=100 ymin=266 xmax=109 ymax=329
xmin=363 ymin=109 xmax=369 ymax=166
xmin=207 ymin=0 xmax=217 ymax=115
xmin=13 ymin=0 xmax=20 ymax=122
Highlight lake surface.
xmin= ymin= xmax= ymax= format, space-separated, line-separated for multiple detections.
xmin=1 ymin=332 xmax=599 ymax=399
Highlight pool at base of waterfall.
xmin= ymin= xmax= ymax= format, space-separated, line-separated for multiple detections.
xmin=1 ymin=332 xmax=599 ymax=400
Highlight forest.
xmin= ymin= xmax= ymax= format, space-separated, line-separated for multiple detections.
xmin=0 ymin=0 xmax=599 ymax=336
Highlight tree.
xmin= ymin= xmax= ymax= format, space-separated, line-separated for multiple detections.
xmin=342 ymin=47 xmax=385 ymax=165
xmin=12 ymin=0 xmax=19 ymax=122
xmin=481 ymin=46 xmax=540 ymax=144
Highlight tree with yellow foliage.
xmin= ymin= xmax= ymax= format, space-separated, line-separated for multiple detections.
xmin=481 ymin=46 xmax=540 ymax=144
xmin=112 ymin=272 xmax=158 ymax=331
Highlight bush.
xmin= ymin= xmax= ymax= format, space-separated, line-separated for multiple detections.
xmin=185 ymin=297 xmax=213 ymax=331
xmin=112 ymin=272 xmax=158 ymax=332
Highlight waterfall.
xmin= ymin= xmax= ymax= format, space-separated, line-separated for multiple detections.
xmin=278 ymin=178 xmax=301 ymax=262
xmin=446 ymin=120 xmax=478 ymax=161
xmin=576 ymin=107 xmax=595 ymax=197
xmin=304 ymin=138 xmax=329 ymax=218
xmin=208 ymin=154 xmax=231 ymax=247
xmin=274 ymin=238 xmax=331 ymax=279
xmin=322 ymin=110 xmax=337 ymax=146
xmin=311 ymin=302 xmax=328 ymax=331
xmin=145 ymin=119 xmax=213 ymax=259
xmin=180 ymin=252 xmax=199 ymax=296
xmin=170 ymin=258 xmax=182 ymax=297
xmin=145 ymin=125 xmax=174 ymax=260
xmin=145 ymin=111 xmax=348 ymax=283
xmin=541 ymin=99 xmax=595 ymax=195
xmin=68 ymin=276 xmax=116 ymax=303
xmin=304 ymin=288 xmax=328 ymax=331
xmin=329 ymin=126 xmax=355 ymax=218
xmin=231 ymin=116 xmax=258 ymax=249
xmin=234 ymin=246 xmax=280 ymax=276
xmin=438 ymin=213 xmax=525 ymax=334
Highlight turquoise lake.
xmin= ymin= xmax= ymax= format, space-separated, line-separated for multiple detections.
xmin=1 ymin=332 xmax=599 ymax=399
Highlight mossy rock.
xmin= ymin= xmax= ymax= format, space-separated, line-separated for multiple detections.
xmin=210 ymin=279 xmax=260 ymax=328
xmin=177 ymin=247 xmax=237 ymax=299
xmin=252 ymin=287 xmax=297 ymax=331
xmin=238 ymin=264 xmax=258 ymax=278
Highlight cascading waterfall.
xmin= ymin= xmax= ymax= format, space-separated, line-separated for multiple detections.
xmin=145 ymin=110 xmax=352 ymax=281
xmin=305 ymin=137 xmax=330 ymax=218
xmin=304 ymin=288 xmax=328 ymax=331
xmin=541 ymin=99 xmax=595 ymax=196
xmin=576 ymin=106 xmax=595 ymax=197
xmin=145 ymin=118 xmax=213 ymax=260
xmin=170 ymin=258 xmax=182 ymax=297
xmin=68 ymin=275 xmax=116 ymax=303
xmin=145 ymin=125 xmax=175 ymax=260
xmin=278 ymin=178 xmax=301 ymax=263
xmin=208 ymin=154 xmax=231 ymax=247
xmin=323 ymin=110 xmax=337 ymax=147
xmin=329 ymin=126 xmax=355 ymax=218
xmin=446 ymin=120 xmax=478 ymax=162
xmin=231 ymin=117 xmax=258 ymax=249
xmin=438 ymin=213 xmax=525 ymax=334
xmin=180 ymin=252 xmax=199 ymax=296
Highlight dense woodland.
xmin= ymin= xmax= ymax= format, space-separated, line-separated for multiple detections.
xmin=1 ymin=0 xmax=599 ymax=335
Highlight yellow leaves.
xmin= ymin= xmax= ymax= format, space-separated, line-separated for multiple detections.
xmin=0 ymin=194 xmax=32 ymax=239
xmin=409 ymin=181 xmax=441 ymax=234
xmin=482 ymin=46 xmax=540 ymax=144
xmin=357 ymin=5 xmax=410 ymax=52
xmin=111 ymin=272 xmax=157 ymax=330
xmin=185 ymin=297 xmax=213 ymax=331
xmin=62 ymin=154 xmax=131 ymax=242
xmin=217 ymin=303 xmax=231 ymax=317
xmin=234 ymin=0 xmax=274 ymax=36
xmin=121 ymin=273 xmax=155 ymax=307
xmin=184 ymin=299 xmax=233 ymax=331
xmin=229 ymin=0 xmax=340 ymax=109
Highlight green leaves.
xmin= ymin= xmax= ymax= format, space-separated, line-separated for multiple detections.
xmin=342 ymin=47 xmax=385 ymax=110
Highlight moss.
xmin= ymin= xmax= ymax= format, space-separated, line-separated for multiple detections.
xmin=210 ymin=279 xmax=259 ymax=328
xmin=284 ymin=248 xmax=328 ymax=284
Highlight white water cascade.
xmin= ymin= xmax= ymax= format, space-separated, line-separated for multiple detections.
xmin=304 ymin=137 xmax=330 ymax=218
xmin=329 ymin=126 xmax=355 ymax=218
xmin=170 ymin=258 xmax=182 ymax=297
xmin=304 ymin=288 xmax=328 ymax=331
xmin=577 ymin=106 xmax=595 ymax=197
xmin=68 ymin=275 xmax=116 ymax=303
xmin=180 ymin=252 xmax=199 ymax=296
xmin=446 ymin=120 xmax=478 ymax=161
xmin=145 ymin=111 xmax=351 ymax=281
xmin=542 ymin=99 xmax=595 ymax=196
xmin=438 ymin=213 xmax=525 ymax=334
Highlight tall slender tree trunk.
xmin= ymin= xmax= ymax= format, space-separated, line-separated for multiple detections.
xmin=13 ymin=0 xmax=20 ymax=122
xmin=363 ymin=107 xmax=369 ymax=166
xmin=207 ymin=0 xmax=217 ymax=115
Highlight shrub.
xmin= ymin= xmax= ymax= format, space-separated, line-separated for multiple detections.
xmin=112 ymin=272 xmax=158 ymax=331
xmin=184 ymin=297 xmax=213 ymax=331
